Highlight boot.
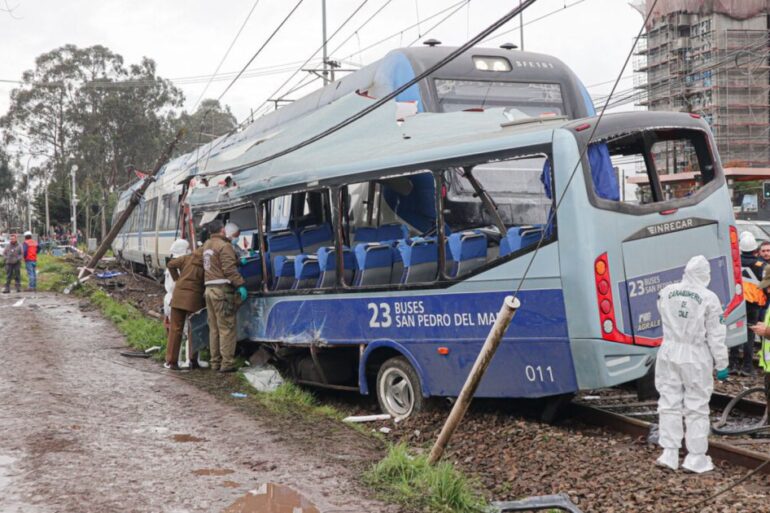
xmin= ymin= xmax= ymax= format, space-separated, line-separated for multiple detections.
xmin=682 ymin=454 xmax=714 ymax=473
xmin=656 ymin=448 xmax=679 ymax=471
xmin=2 ymin=287 xmax=9 ymax=294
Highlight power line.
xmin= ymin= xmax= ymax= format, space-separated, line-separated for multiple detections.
xmin=200 ymin=0 xmax=541 ymax=176
xmin=193 ymin=0 xmax=261 ymax=111
xmin=406 ymin=0 xmax=470 ymax=47
xmin=216 ymin=0 xmax=307 ymax=103
xmin=482 ymin=0 xmax=590 ymax=44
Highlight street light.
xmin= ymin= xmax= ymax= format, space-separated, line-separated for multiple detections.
xmin=70 ymin=164 xmax=78 ymax=242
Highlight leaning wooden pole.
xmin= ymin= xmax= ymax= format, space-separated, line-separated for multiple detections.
xmin=64 ymin=129 xmax=185 ymax=294
xmin=427 ymin=295 xmax=520 ymax=465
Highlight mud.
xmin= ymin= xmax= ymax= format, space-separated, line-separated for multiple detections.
xmin=0 ymin=292 xmax=391 ymax=513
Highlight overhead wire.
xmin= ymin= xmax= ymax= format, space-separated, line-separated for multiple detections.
xmin=406 ymin=0 xmax=471 ymax=47
xmin=482 ymin=0 xmax=590 ymax=44
xmin=199 ymin=0 xmax=540 ymax=177
xmin=192 ymin=0 xmax=261 ymax=111
xmin=216 ymin=0 xmax=307 ymax=103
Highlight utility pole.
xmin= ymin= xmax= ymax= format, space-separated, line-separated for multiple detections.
xmin=321 ymin=0 xmax=329 ymax=85
xmin=519 ymin=0 xmax=524 ymax=51
xmin=70 ymin=164 xmax=78 ymax=241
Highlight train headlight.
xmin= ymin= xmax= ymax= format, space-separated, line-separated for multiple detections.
xmin=473 ymin=56 xmax=512 ymax=72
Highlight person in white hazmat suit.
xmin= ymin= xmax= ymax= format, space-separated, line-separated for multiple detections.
xmin=655 ymin=255 xmax=729 ymax=473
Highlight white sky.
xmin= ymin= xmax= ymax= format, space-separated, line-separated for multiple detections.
xmin=0 ymin=0 xmax=644 ymax=123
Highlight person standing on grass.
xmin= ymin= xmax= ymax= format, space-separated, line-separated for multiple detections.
xmin=202 ymin=220 xmax=247 ymax=373
xmin=22 ymin=231 xmax=38 ymax=292
xmin=2 ymin=234 xmax=23 ymax=293
xmin=163 ymin=239 xmax=207 ymax=371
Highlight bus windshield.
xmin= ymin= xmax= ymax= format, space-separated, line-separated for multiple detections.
xmin=434 ymin=79 xmax=564 ymax=120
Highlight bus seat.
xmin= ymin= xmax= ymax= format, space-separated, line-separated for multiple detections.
xmin=272 ymin=255 xmax=296 ymax=290
xmin=378 ymin=223 xmax=409 ymax=242
xmin=299 ymin=224 xmax=333 ymax=253
xmin=293 ymin=254 xmax=320 ymax=289
xmin=317 ymin=246 xmax=355 ymax=287
xmin=353 ymin=227 xmax=378 ymax=243
xmin=500 ymin=227 xmax=544 ymax=256
xmin=390 ymin=242 xmax=404 ymax=284
xmin=398 ymin=238 xmax=438 ymax=283
xmin=354 ymin=243 xmax=393 ymax=286
xmin=520 ymin=227 xmax=543 ymax=248
xmin=267 ymin=230 xmax=302 ymax=270
xmin=239 ymin=254 xmax=263 ymax=291
xmin=448 ymin=231 xmax=487 ymax=277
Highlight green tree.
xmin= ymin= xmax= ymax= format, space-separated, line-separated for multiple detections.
xmin=170 ymin=99 xmax=237 ymax=156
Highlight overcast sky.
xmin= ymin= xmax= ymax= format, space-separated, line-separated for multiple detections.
xmin=0 ymin=0 xmax=643 ymax=123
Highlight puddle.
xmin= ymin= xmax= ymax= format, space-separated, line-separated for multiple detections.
xmin=171 ymin=434 xmax=206 ymax=443
xmin=193 ymin=468 xmax=234 ymax=476
xmin=223 ymin=483 xmax=320 ymax=513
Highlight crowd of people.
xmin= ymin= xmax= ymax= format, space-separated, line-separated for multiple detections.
xmin=162 ymin=220 xmax=247 ymax=373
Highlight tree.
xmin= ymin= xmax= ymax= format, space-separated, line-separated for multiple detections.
xmin=0 ymin=150 xmax=18 ymax=231
xmin=170 ymin=99 xmax=237 ymax=156
xmin=1 ymin=45 xmax=184 ymax=239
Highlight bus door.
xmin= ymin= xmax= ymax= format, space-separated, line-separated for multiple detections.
xmin=592 ymin=127 xmax=732 ymax=346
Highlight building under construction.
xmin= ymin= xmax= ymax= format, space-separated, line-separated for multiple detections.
xmin=633 ymin=1 xmax=770 ymax=218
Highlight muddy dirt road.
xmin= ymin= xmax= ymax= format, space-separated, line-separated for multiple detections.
xmin=0 ymin=293 xmax=390 ymax=513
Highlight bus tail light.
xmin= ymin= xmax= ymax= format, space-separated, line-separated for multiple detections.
xmin=594 ymin=253 xmax=633 ymax=344
xmin=724 ymin=225 xmax=744 ymax=317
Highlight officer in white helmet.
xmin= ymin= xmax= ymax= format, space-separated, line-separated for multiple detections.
xmin=734 ymin=231 xmax=765 ymax=376
xmin=655 ymin=255 xmax=728 ymax=473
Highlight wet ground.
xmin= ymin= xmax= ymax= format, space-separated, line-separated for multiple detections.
xmin=0 ymin=292 xmax=391 ymax=513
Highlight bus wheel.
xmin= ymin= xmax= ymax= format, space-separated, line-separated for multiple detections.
xmin=376 ymin=357 xmax=423 ymax=418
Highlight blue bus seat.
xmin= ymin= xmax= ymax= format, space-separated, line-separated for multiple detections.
xmin=239 ymin=254 xmax=263 ymax=291
xmin=353 ymin=227 xmax=378 ymax=243
xmin=354 ymin=243 xmax=393 ymax=286
xmin=500 ymin=226 xmax=545 ymax=256
xmin=267 ymin=230 xmax=302 ymax=271
xmin=293 ymin=254 xmax=321 ymax=289
xmin=397 ymin=237 xmax=438 ymax=283
xmin=447 ymin=231 xmax=487 ymax=277
xmin=299 ymin=224 xmax=333 ymax=253
xmin=272 ymin=255 xmax=296 ymax=290
xmin=390 ymin=241 xmax=404 ymax=283
xmin=317 ymin=246 xmax=355 ymax=287
xmin=378 ymin=223 xmax=409 ymax=242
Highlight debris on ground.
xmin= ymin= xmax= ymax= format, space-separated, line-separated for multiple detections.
xmin=241 ymin=364 xmax=284 ymax=392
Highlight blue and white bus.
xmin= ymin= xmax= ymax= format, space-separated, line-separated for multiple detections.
xmin=112 ymin=44 xmax=595 ymax=275
xmin=185 ymin=91 xmax=745 ymax=417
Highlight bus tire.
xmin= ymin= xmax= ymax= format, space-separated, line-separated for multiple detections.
xmin=376 ymin=356 xmax=423 ymax=418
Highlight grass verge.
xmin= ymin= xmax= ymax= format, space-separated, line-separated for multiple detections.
xmin=364 ymin=443 xmax=488 ymax=513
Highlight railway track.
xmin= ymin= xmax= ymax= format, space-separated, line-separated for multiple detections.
xmin=570 ymin=390 xmax=770 ymax=474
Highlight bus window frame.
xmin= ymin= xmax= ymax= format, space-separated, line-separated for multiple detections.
xmin=575 ymin=125 xmax=726 ymax=215
xmin=246 ymin=143 xmax=557 ymax=298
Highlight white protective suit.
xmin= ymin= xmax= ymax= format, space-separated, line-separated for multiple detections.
xmin=162 ymin=239 xmax=191 ymax=318
xmin=655 ymin=255 xmax=728 ymax=473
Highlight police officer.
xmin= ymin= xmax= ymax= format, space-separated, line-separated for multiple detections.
xmin=735 ymin=232 xmax=765 ymax=376
xmin=750 ymin=266 xmax=770 ymax=409
xmin=655 ymin=255 xmax=728 ymax=473
xmin=201 ymin=220 xmax=247 ymax=373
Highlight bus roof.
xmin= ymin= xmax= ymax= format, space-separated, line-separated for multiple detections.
xmin=187 ymin=93 xmax=569 ymax=210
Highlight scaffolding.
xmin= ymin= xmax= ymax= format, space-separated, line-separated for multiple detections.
xmin=634 ymin=9 xmax=770 ymax=168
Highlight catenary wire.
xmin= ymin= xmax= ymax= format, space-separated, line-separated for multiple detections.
xmin=192 ymin=0 xmax=261 ymax=111
xmin=216 ymin=0 xmax=307 ymax=103
xmin=406 ymin=0 xmax=470 ymax=47
xmin=482 ymin=0 xmax=590 ymax=44
xmin=198 ymin=0 xmax=541 ymax=176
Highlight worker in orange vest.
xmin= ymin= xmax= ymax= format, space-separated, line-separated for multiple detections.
xmin=735 ymin=232 xmax=765 ymax=376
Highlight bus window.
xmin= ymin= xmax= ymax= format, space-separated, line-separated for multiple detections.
xmin=594 ymin=129 xmax=717 ymax=206
xmin=435 ymin=79 xmax=564 ymax=120
xmin=261 ymin=189 xmax=334 ymax=292
xmin=442 ymin=153 xmax=554 ymax=277
xmin=343 ymin=172 xmax=439 ymax=287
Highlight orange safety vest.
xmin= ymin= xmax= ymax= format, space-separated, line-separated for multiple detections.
xmin=24 ymin=239 xmax=38 ymax=262
xmin=742 ymin=260 xmax=766 ymax=306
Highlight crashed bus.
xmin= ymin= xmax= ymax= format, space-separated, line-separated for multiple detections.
xmin=184 ymin=96 xmax=745 ymax=418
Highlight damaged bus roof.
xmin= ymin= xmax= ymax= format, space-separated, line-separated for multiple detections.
xmin=187 ymin=92 xmax=570 ymax=210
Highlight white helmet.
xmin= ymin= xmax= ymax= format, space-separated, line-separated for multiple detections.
xmin=739 ymin=231 xmax=759 ymax=252
xmin=23 ymin=231 xmax=32 ymax=237
xmin=169 ymin=238 xmax=191 ymax=258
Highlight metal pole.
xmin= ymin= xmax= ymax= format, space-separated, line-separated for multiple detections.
xmin=25 ymin=157 xmax=32 ymax=232
xmin=427 ymin=295 xmax=520 ymax=465
xmin=44 ymin=183 xmax=50 ymax=238
xmin=322 ymin=0 xmax=329 ymax=85
xmin=70 ymin=164 xmax=78 ymax=243
xmin=519 ymin=0 xmax=524 ymax=51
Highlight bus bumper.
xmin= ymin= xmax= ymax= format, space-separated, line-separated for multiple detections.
xmin=570 ymin=339 xmax=655 ymax=390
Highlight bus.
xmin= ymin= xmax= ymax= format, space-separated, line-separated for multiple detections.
xmin=185 ymin=96 xmax=745 ymax=418
xmin=112 ymin=44 xmax=595 ymax=275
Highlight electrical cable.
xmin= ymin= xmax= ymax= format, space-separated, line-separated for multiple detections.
xmin=481 ymin=0 xmax=589 ymax=44
xmin=192 ymin=0 xmax=261 ymax=111
xmin=199 ymin=0 xmax=540 ymax=177
xmin=673 ymin=460 xmax=770 ymax=513
xmin=406 ymin=0 xmax=470 ymax=47
xmin=216 ymin=0 xmax=307 ymax=103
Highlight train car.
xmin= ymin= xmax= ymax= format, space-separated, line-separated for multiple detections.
xmin=112 ymin=44 xmax=595 ymax=272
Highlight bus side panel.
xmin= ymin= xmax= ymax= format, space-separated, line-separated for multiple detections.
xmin=258 ymin=289 xmax=577 ymax=398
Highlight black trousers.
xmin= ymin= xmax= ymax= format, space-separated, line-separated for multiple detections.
xmin=4 ymin=263 xmax=20 ymax=289
xmin=731 ymin=303 xmax=760 ymax=372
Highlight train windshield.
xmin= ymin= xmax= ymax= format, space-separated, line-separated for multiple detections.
xmin=434 ymin=79 xmax=564 ymax=119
